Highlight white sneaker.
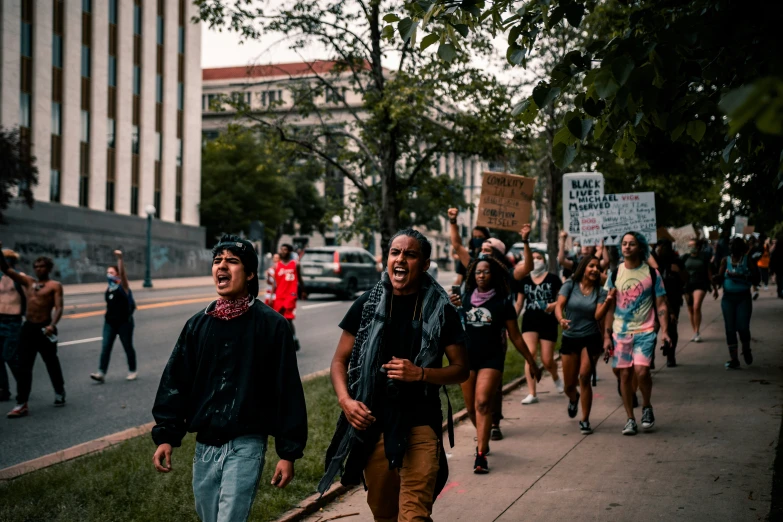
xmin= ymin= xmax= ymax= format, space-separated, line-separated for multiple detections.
xmin=554 ymin=378 xmax=564 ymax=394
xmin=521 ymin=394 xmax=539 ymax=405
xmin=90 ymin=372 xmax=105 ymax=383
xmin=126 ymin=372 xmax=138 ymax=381
xmin=693 ymin=333 xmax=702 ymax=343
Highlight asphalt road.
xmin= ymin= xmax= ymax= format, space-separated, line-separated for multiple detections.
xmin=0 ymin=285 xmax=354 ymax=470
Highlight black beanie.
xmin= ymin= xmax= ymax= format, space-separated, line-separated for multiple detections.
xmin=211 ymin=234 xmax=259 ymax=297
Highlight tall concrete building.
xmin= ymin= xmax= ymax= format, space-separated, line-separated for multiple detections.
xmin=0 ymin=0 xmax=208 ymax=283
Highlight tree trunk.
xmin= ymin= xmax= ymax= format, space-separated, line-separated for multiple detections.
xmin=545 ymin=159 xmax=560 ymax=273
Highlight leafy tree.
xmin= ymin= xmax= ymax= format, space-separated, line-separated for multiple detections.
xmin=196 ymin=0 xmax=518 ymax=256
xmin=200 ymin=126 xmax=324 ymax=246
xmin=0 ymin=126 xmax=38 ymax=224
xmin=393 ymin=0 xmax=783 ymax=229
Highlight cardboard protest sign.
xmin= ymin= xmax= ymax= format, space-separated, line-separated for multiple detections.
xmin=562 ymin=172 xmax=605 ymax=241
xmin=734 ymin=216 xmax=748 ymax=235
xmin=476 ymin=172 xmax=536 ymax=232
xmin=656 ymin=227 xmax=675 ymax=242
xmin=578 ymin=192 xmax=657 ymax=245
xmin=743 ymin=226 xmax=755 ymax=235
xmin=670 ymin=224 xmax=697 ymax=254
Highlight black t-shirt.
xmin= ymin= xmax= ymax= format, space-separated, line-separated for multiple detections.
xmin=339 ymin=290 xmax=464 ymax=428
xmin=653 ymin=252 xmax=685 ymax=302
xmin=461 ymin=291 xmax=517 ymax=355
xmin=519 ymin=273 xmax=562 ymax=313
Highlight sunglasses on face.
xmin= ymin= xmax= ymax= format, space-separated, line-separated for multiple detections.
xmin=475 ymin=270 xmax=491 ymax=276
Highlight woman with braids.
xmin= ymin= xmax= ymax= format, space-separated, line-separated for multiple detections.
xmin=555 ymin=256 xmax=615 ymax=434
xmin=451 ymin=254 xmax=541 ymax=474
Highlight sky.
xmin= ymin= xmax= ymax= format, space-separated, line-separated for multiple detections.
xmin=201 ymin=26 xmax=327 ymax=69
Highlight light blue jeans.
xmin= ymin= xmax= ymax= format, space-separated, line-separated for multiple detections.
xmin=192 ymin=435 xmax=267 ymax=522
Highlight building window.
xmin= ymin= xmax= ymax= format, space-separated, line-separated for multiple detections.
xmin=109 ymin=56 xmax=117 ymax=86
xmin=79 ymin=176 xmax=89 ymax=207
xmin=107 ymin=118 xmax=116 ymax=148
xmin=21 ymin=22 xmax=33 ymax=57
xmin=175 ymin=195 xmax=182 ymax=223
xmin=176 ymin=138 xmax=182 ymax=166
xmin=131 ymin=186 xmax=139 ymax=215
xmin=134 ymin=5 xmax=142 ymax=35
xmin=157 ymin=16 xmax=164 ymax=45
xmin=326 ymin=86 xmax=347 ymax=104
xmin=133 ymin=65 xmax=141 ymax=95
xmin=109 ymin=0 xmax=117 ymax=24
xmin=106 ymin=181 xmax=115 ymax=211
xmin=53 ymin=34 xmax=63 ymax=67
xmin=132 ymin=125 xmax=140 ymax=154
xmin=154 ymin=191 xmax=161 ymax=215
xmin=177 ymin=83 xmax=184 ymax=110
xmin=20 ymin=93 xmax=31 ymax=127
xmin=81 ymin=46 xmax=91 ymax=77
xmin=81 ymin=111 xmax=90 ymax=142
xmin=178 ymin=26 xmax=185 ymax=53
xmin=50 ymin=170 xmax=61 ymax=203
xmin=156 ymin=74 xmax=163 ymax=103
xmin=82 ymin=0 xmax=91 ymax=12
xmin=52 ymin=102 xmax=62 ymax=135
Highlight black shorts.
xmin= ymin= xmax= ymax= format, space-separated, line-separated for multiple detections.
xmin=521 ymin=311 xmax=558 ymax=342
xmin=467 ymin=345 xmax=505 ymax=372
xmin=685 ymin=282 xmax=711 ymax=294
xmin=560 ymin=333 xmax=604 ymax=358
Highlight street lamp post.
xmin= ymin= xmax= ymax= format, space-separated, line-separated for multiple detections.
xmin=331 ymin=215 xmax=341 ymax=246
xmin=143 ymin=204 xmax=156 ymax=288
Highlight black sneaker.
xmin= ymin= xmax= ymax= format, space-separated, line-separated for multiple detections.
xmin=641 ymin=406 xmax=655 ymax=430
xmin=725 ymin=359 xmax=741 ymax=370
xmin=490 ymin=427 xmax=503 ymax=441
xmin=567 ymin=392 xmax=580 ymax=419
xmin=752 ymin=291 xmax=759 ymax=301
xmin=54 ymin=393 xmax=66 ymax=407
xmin=579 ymin=421 xmax=593 ymax=435
xmin=666 ymin=354 xmax=677 ymax=368
xmin=742 ymin=349 xmax=753 ymax=365
xmin=474 ymin=452 xmax=489 ymax=474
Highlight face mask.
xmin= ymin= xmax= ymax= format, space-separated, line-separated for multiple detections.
xmin=532 ymin=259 xmax=547 ymax=276
xmin=689 ymin=247 xmax=699 ymax=255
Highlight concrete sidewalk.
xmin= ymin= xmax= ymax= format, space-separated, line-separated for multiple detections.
xmin=303 ymin=292 xmax=783 ymax=521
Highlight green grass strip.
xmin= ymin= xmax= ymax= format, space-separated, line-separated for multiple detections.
xmin=0 ymin=329 xmax=555 ymax=521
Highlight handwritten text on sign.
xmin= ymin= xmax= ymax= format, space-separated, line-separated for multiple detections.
xmin=476 ymin=172 xmax=536 ymax=232
xmin=562 ymin=172 xmax=605 ymax=241
xmin=578 ymin=192 xmax=657 ymax=245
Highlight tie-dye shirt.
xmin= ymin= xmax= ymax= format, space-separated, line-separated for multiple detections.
xmin=604 ymin=263 xmax=666 ymax=335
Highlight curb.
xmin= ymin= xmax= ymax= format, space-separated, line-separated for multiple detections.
xmin=272 ymin=373 xmax=530 ymax=522
xmin=0 ymin=421 xmax=155 ymax=481
xmin=0 ymin=368 xmax=333 ymax=482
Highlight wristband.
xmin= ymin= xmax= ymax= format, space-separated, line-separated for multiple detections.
xmin=521 ymin=239 xmax=529 ymax=244
xmin=449 ymin=218 xmax=457 ymax=225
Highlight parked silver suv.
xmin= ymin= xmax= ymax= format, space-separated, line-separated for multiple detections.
xmin=300 ymin=247 xmax=381 ymax=299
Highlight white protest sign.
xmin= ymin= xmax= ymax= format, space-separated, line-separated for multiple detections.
xmin=578 ymin=192 xmax=657 ymax=246
xmin=733 ymin=216 xmax=748 ymax=236
xmin=562 ymin=172 xmax=605 ymax=241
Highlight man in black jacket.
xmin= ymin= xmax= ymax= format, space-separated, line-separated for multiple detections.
xmin=151 ymin=235 xmax=307 ymax=522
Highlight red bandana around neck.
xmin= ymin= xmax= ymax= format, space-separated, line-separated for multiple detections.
xmin=207 ymin=295 xmax=252 ymax=321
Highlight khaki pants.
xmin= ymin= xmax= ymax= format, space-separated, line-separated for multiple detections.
xmin=365 ymin=425 xmax=440 ymax=522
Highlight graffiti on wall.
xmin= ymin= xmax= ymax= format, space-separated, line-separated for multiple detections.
xmin=12 ymin=239 xmax=212 ymax=284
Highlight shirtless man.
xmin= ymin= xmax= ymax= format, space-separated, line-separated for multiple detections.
xmin=0 ymin=250 xmax=25 ymax=402
xmin=0 ymin=242 xmax=65 ymax=418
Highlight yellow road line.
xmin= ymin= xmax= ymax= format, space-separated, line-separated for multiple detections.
xmin=64 ymin=293 xmax=216 ymax=311
xmin=65 ymin=297 xmax=214 ymax=319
